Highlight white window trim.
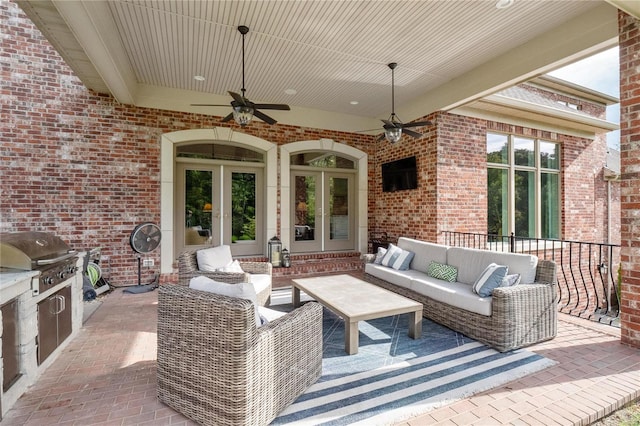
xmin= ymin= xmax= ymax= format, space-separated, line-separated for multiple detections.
xmin=160 ymin=128 xmax=277 ymax=274
xmin=280 ymin=139 xmax=368 ymax=253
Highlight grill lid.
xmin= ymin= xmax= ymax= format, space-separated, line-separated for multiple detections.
xmin=0 ymin=232 xmax=77 ymax=270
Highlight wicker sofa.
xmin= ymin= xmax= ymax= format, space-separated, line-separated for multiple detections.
xmin=178 ymin=248 xmax=272 ymax=306
xmin=364 ymin=237 xmax=558 ymax=352
xmin=157 ymin=284 xmax=323 ymax=426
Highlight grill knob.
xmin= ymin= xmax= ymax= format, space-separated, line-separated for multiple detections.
xmin=57 ymin=271 xmax=66 ymax=279
xmin=44 ymin=277 xmax=54 ymax=285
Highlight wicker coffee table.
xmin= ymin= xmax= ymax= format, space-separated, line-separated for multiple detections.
xmin=292 ymin=274 xmax=423 ymax=354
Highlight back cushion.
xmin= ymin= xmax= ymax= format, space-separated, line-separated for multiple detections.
xmin=447 ymin=247 xmax=538 ymax=285
xmin=197 ymin=245 xmax=233 ymax=271
xmin=397 ymin=237 xmax=448 ymax=273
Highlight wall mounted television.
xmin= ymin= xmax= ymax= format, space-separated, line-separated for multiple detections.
xmin=382 ymin=156 xmax=418 ymax=192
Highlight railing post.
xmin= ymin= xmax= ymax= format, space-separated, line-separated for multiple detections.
xmin=510 ymin=232 xmax=515 ymax=253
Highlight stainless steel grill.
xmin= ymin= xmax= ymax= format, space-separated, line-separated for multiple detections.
xmin=0 ymin=231 xmax=78 ymax=294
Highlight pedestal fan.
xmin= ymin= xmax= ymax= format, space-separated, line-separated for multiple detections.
xmin=123 ymin=222 xmax=161 ymax=294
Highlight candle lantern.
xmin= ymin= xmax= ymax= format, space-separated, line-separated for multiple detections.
xmin=268 ymin=236 xmax=282 ymax=267
xmin=281 ymin=248 xmax=291 ymax=268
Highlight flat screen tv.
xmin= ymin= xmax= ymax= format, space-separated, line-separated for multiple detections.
xmin=382 ymin=156 xmax=418 ymax=192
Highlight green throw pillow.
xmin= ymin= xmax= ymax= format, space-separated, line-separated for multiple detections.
xmin=427 ymin=261 xmax=458 ymax=282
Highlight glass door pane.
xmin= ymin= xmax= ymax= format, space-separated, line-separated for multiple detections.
xmin=225 ymin=168 xmax=263 ymax=256
xmin=292 ymin=172 xmax=321 ymax=253
xmin=184 ymin=168 xmax=218 ymax=247
xmin=330 ymin=177 xmax=349 ymax=240
xmin=231 ymin=172 xmax=256 ymax=242
xmin=325 ymin=173 xmax=354 ymax=251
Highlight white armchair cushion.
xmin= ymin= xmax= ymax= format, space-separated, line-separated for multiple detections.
xmin=196 ymin=245 xmax=233 ymax=271
xmin=217 ymin=259 xmax=244 ymax=273
xmin=189 ymin=276 xmax=261 ymax=326
xmin=258 ymin=306 xmax=287 ymax=324
xmin=249 ymin=274 xmax=271 ymax=297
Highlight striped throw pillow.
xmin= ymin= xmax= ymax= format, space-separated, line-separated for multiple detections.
xmin=380 ymin=243 xmax=415 ymax=270
xmin=473 ymin=263 xmax=509 ymax=297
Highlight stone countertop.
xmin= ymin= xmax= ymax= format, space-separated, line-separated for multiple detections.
xmin=0 ymin=268 xmax=38 ymax=304
xmin=0 ymin=267 xmax=38 ymax=286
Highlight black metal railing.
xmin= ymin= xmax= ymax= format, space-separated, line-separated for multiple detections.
xmin=441 ymin=231 xmax=621 ymax=327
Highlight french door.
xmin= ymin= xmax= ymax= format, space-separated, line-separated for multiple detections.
xmin=292 ymin=171 xmax=354 ymax=253
xmin=176 ymin=163 xmax=263 ymax=256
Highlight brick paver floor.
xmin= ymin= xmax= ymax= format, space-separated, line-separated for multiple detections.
xmin=1 ymin=285 xmax=638 ymax=426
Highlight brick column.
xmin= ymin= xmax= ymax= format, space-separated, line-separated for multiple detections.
xmin=618 ymin=10 xmax=640 ymax=348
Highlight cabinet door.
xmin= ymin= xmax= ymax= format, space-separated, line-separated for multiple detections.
xmin=57 ymin=285 xmax=72 ymax=345
xmin=1 ymin=299 xmax=20 ymax=391
xmin=37 ymin=295 xmax=58 ymax=365
xmin=37 ymin=285 xmax=73 ymax=365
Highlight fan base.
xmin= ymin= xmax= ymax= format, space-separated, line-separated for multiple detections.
xmin=123 ymin=284 xmax=157 ymax=294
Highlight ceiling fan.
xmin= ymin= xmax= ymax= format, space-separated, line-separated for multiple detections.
xmin=378 ymin=62 xmax=432 ymax=143
xmin=191 ymin=25 xmax=290 ymax=126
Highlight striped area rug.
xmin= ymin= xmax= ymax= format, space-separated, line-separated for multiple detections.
xmin=271 ymin=305 xmax=555 ymax=426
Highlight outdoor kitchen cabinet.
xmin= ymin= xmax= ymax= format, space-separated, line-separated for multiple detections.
xmin=37 ymin=285 xmax=72 ymax=365
xmin=1 ymin=299 xmax=20 ymax=393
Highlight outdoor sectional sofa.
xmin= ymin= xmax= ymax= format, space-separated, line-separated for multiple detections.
xmin=364 ymin=237 xmax=558 ymax=352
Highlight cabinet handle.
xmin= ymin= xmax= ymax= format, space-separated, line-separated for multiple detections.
xmin=48 ymin=296 xmax=57 ymax=315
xmin=57 ymin=295 xmax=66 ymax=314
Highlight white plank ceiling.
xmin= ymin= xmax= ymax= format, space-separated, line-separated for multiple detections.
xmin=18 ymin=0 xmax=619 ymax=129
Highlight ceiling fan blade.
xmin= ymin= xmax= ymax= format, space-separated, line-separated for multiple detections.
xmin=229 ymin=91 xmax=248 ymax=106
xmin=253 ymin=103 xmax=291 ymax=111
xmin=381 ymin=119 xmax=400 ymax=128
xmin=402 ymin=120 xmax=432 ymax=128
xmin=221 ymin=112 xmax=234 ymax=122
xmin=191 ymin=103 xmax=231 ymax=107
xmin=254 ymin=109 xmax=277 ymax=125
xmin=404 ymin=128 xmax=423 ymax=139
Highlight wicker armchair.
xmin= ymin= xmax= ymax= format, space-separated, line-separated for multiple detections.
xmin=178 ymin=248 xmax=272 ymax=306
xmin=157 ymin=284 xmax=323 ymax=426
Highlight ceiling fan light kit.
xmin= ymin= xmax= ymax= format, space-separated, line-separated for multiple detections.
xmin=191 ymin=25 xmax=290 ymax=127
xmin=385 ymin=126 xmax=403 ymax=143
xmin=380 ymin=62 xmax=432 ymax=144
xmin=232 ymin=104 xmax=254 ymax=127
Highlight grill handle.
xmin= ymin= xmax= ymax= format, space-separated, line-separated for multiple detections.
xmin=35 ymin=250 xmax=78 ymax=266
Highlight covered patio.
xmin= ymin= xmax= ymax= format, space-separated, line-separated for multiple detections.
xmin=0 ymin=281 xmax=638 ymax=425
xmin=3 ymin=0 xmax=640 ymax=424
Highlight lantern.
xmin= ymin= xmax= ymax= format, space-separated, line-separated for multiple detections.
xmin=268 ymin=236 xmax=282 ymax=267
xmin=281 ymin=248 xmax=291 ymax=268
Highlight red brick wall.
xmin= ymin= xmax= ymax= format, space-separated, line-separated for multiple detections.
xmin=368 ymin=110 xmax=614 ymax=247
xmin=435 ymin=113 xmax=488 ymax=241
xmin=618 ymin=10 xmax=640 ymax=348
xmin=561 ymin=133 xmax=610 ymax=242
xmin=367 ymin=115 xmax=438 ymax=244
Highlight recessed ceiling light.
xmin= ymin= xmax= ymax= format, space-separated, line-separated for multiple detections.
xmin=350 ymin=101 xmax=359 ymax=105
xmin=495 ymin=0 xmax=514 ymax=9
xmin=194 ymin=75 xmax=205 ymax=81
xmin=284 ymin=88 xmax=297 ymax=95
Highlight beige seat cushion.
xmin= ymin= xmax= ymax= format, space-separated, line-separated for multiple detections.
xmin=189 ymin=276 xmax=261 ymax=326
